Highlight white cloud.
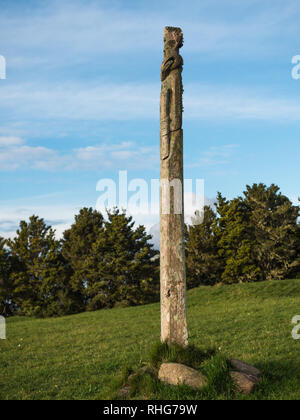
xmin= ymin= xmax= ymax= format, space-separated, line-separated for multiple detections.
xmin=0 ymin=136 xmax=24 ymax=146
xmin=0 ymin=202 xmax=159 ymax=243
xmin=0 ymin=143 xmax=60 ymax=171
xmin=73 ymin=141 xmax=157 ymax=170
xmin=2 ymin=81 xmax=300 ymax=124
xmin=188 ymin=144 xmax=239 ymax=168
xmin=0 ymin=205 xmax=79 ymax=239
xmin=2 ymin=0 xmax=299 ymax=72
xmin=291 ymin=196 xmax=300 ymax=206
xmin=184 ymin=84 xmax=300 ymax=122
xmin=0 ymin=82 xmax=159 ymax=121
xmin=0 ymin=136 xmax=158 ymax=171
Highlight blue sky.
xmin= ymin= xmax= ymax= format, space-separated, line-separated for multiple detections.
xmin=0 ymin=0 xmax=299 ymax=240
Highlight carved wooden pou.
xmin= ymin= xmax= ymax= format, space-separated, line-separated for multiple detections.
xmin=160 ymin=26 xmax=188 ymax=347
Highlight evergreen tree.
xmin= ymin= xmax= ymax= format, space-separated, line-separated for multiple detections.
xmin=243 ymin=184 xmax=300 ymax=280
xmin=0 ymin=237 xmax=14 ymax=315
xmin=214 ymin=185 xmax=300 ymax=283
xmin=62 ymin=207 xmax=104 ymax=308
xmin=85 ymin=208 xmax=159 ymax=310
xmin=215 ymin=193 xmax=261 ymax=284
xmin=295 ymin=218 xmax=300 ymax=278
xmin=185 ymin=206 xmax=223 ymax=287
xmin=7 ymin=216 xmax=76 ymax=317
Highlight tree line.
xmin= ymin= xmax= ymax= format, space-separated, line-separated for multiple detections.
xmin=0 ymin=208 xmax=159 ymax=317
xmin=186 ymin=183 xmax=300 ymax=286
xmin=0 ymin=183 xmax=299 ymax=317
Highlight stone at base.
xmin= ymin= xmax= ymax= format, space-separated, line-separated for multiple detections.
xmin=230 ymin=359 xmax=261 ymax=377
xmin=158 ymin=363 xmax=207 ymax=390
xmin=230 ymin=371 xmax=261 ymax=395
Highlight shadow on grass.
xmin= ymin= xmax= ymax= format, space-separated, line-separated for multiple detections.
xmin=240 ymin=359 xmax=300 ymax=400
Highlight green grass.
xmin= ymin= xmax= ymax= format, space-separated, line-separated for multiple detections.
xmin=1 ymin=279 xmax=300 ymax=400
xmin=112 ymin=343 xmax=234 ymax=400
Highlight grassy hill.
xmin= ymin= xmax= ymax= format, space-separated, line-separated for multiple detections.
xmin=1 ymin=279 xmax=300 ymax=400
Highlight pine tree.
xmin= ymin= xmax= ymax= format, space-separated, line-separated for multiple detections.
xmin=216 ymin=193 xmax=262 ymax=284
xmin=85 ymin=208 xmax=159 ymax=310
xmin=0 ymin=237 xmax=14 ymax=315
xmin=7 ymin=216 xmax=76 ymax=317
xmin=295 ymin=218 xmax=300 ymax=278
xmin=62 ymin=207 xmax=104 ymax=308
xmin=243 ymin=184 xmax=300 ymax=280
xmin=214 ymin=185 xmax=300 ymax=283
xmin=185 ymin=206 xmax=223 ymax=287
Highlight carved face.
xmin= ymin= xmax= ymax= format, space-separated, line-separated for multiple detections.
xmin=164 ymin=27 xmax=183 ymax=51
xmin=169 ymin=30 xmax=183 ymax=48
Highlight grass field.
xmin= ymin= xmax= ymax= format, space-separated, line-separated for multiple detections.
xmin=1 ymin=279 xmax=300 ymax=400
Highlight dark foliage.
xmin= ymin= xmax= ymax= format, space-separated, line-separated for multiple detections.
xmin=186 ymin=183 xmax=300 ymax=286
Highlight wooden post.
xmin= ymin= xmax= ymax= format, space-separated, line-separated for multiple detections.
xmin=160 ymin=27 xmax=188 ymax=347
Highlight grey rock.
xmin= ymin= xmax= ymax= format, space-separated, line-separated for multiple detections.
xmin=230 ymin=370 xmax=261 ymax=395
xmin=230 ymin=359 xmax=261 ymax=377
xmin=158 ymin=362 xmax=207 ymax=390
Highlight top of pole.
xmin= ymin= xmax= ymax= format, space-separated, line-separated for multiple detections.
xmin=161 ymin=27 xmax=183 ymax=82
xmin=163 ymin=27 xmax=183 ymax=49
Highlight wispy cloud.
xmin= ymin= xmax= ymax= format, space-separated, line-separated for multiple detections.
xmin=0 ymin=136 xmax=24 ymax=146
xmin=0 ymin=204 xmax=79 ymax=239
xmin=2 ymin=0 xmax=299 ymax=73
xmin=188 ymin=144 xmax=239 ymax=168
xmin=0 ymin=191 xmax=215 ymax=243
xmin=74 ymin=142 xmax=157 ymax=170
xmin=184 ymin=84 xmax=300 ymax=122
xmin=0 ymin=136 xmax=158 ymax=171
xmin=0 ymin=82 xmax=159 ymax=121
xmin=2 ymin=81 xmax=300 ymax=126
xmin=0 ymin=137 xmax=59 ymax=171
